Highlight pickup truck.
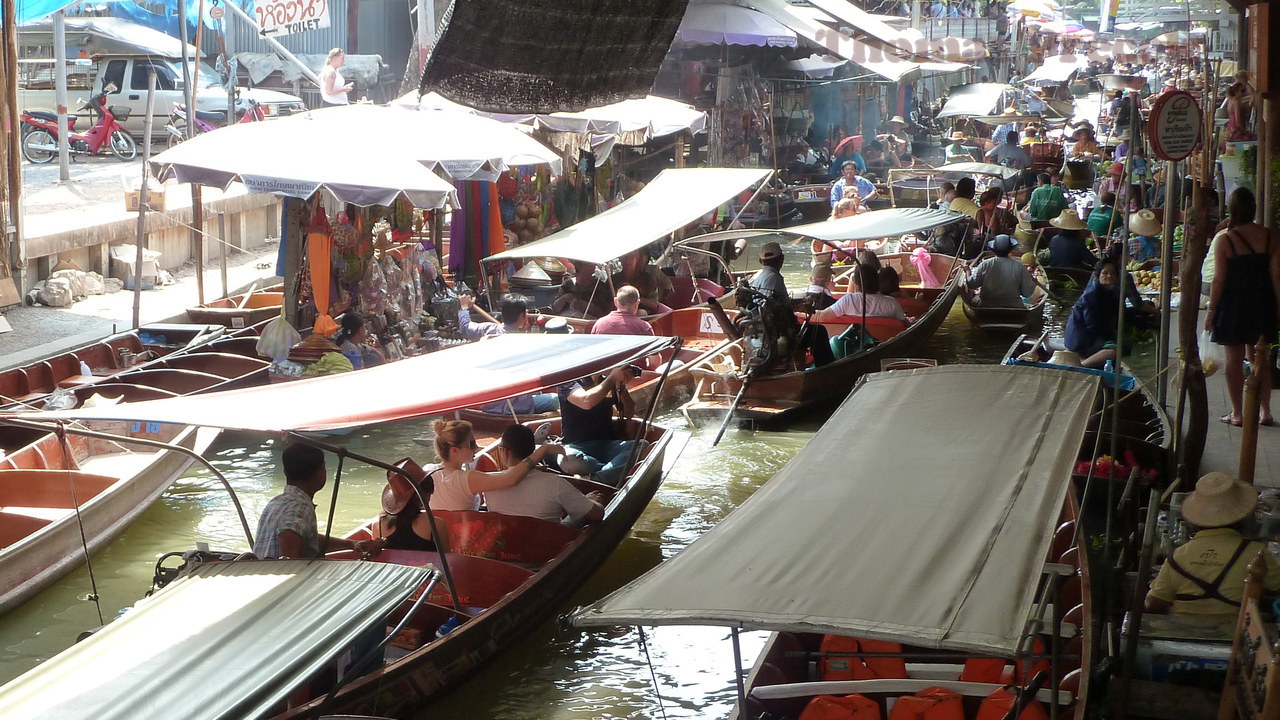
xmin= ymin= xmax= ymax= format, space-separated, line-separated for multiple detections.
xmin=19 ymin=54 xmax=306 ymax=138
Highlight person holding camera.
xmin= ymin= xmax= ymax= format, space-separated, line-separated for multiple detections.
xmin=555 ymin=365 xmax=644 ymax=486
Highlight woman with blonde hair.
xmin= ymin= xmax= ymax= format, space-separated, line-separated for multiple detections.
xmin=423 ymin=419 xmax=562 ymax=511
xmin=320 ymin=48 xmax=354 ymax=105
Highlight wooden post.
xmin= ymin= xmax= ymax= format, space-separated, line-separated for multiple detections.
xmin=1238 ymin=340 xmax=1271 ymax=485
xmin=133 ymin=71 xmax=158 ymax=330
xmin=3 ymin=0 xmax=24 ymax=293
xmin=191 ymin=0 xmax=206 ymax=305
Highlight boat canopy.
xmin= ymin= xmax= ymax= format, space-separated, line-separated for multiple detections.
xmin=931 ymin=161 xmax=1021 ymax=180
xmin=483 ymin=168 xmax=772 ymax=265
xmin=786 ymin=207 xmax=966 ymax=242
xmin=1024 ymin=53 xmax=1088 ymax=84
xmin=937 ymin=82 xmax=1014 ymax=118
xmin=570 ymin=365 xmax=1098 ymax=656
xmin=0 ymin=559 xmax=431 ymax=720
xmin=12 ymin=334 xmax=674 ymax=432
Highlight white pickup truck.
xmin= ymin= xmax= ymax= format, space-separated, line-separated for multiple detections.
xmin=19 ymin=54 xmax=306 ymax=138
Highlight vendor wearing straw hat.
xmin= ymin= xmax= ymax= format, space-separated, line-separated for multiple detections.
xmin=1145 ymin=473 xmax=1280 ymax=617
xmin=1127 ymin=208 xmax=1163 ymax=263
xmin=1047 ymin=209 xmax=1094 ymax=270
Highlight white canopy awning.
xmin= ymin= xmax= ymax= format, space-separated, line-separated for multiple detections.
xmin=937 ymin=82 xmax=1015 ymax=118
xmin=570 ymin=365 xmax=1099 ymax=656
xmin=388 ymin=104 xmax=563 ymax=181
xmin=786 ymin=207 xmax=966 ymax=242
xmin=0 ymin=560 xmax=431 ymax=720
xmin=1024 ymin=54 xmax=1088 ymax=84
xmin=677 ymin=2 xmax=799 ymax=47
xmin=149 ymin=107 xmax=458 ymax=208
xmin=485 ymin=168 xmax=772 ymax=265
xmin=788 ymin=54 xmax=849 ymax=78
xmin=932 ymin=161 xmax=1020 ymax=180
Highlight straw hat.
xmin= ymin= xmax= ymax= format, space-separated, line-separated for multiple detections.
xmin=950 ymin=131 xmax=967 ymax=142
xmin=1048 ymin=350 xmax=1082 ymax=366
xmin=1181 ymin=472 xmax=1257 ymax=528
xmin=1129 ymin=209 xmax=1161 ymax=236
xmin=1050 ymin=209 xmax=1088 ymax=230
xmin=759 ymin=241 xmax=784 ymax=261
xmin=1020 ymin=252 xmax=1038 ymax=267
xmin=1001 ymin=106 xmax=1019 ymax=116
xmin=1163 ymin=78 xmax=1177 ymax=88
xmin=381 ymin=457 xmax=429 ymax=515
xmin=889 ymin=115 xmax=907 ymax=125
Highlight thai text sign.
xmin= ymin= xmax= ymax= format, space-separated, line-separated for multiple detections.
xmin=254 ymin=0 xmax=330 ymax=37
xmin=1148 ymin=90 xmax=1202 ymax=161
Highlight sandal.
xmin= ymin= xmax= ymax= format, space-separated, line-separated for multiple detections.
xmin=1220 ymin=414 xmax=1243 ymax=427
xmin=1261 ymin=417 xmax=1277 ymax=427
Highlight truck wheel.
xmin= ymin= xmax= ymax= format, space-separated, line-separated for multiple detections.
xmin=110 ymin=130 xmax=138 ymax=161
xmin=21 ymin=130 xmax=56 ymax=164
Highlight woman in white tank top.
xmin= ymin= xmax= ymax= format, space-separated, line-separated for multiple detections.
xmin=320 ymin=48 xmax=353 ymax=105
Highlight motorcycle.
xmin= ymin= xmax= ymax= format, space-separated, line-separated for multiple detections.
xmin=164 ymin=96 xmax=264 ymax=149
xmin=20 ymin=85 xmax=137 ymax=164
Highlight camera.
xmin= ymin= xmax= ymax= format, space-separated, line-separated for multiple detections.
xmin=626 ymin=364 xmax=644 ymax=377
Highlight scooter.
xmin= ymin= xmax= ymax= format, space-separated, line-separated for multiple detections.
xmin=164 ymin=97 xmax=264 ymax=149
xmin=20 ymin=85 xmax=137 ymax=164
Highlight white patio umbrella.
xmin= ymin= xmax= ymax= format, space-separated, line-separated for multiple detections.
xmin=676 ymin=3 xmax=798 ymax=47
xmin=149 ymin=107 xmax=456 ymax=208
xmin=385 ymin=104 xmax=563 ymax=180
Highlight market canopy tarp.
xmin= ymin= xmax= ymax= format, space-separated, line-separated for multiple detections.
xmin=931 ymin=161 xmax=1020 ymax=180
xmin=484 ymin=168 xmax=771 ymax=265
xmin=419 ymin=0 xmax=688 ymax=113
xmin=149 ymin=107 xmax=456 ymax=208
xmin=0 ymin=560 xmax=431 ymax=720
xmin=13 ymin=335 xmax=674 ymax=432
xmin=550 ymin=96 xmax=708 ymax=141
xmin=389 ymin=105 xmax=563 ymax=181
xmin=19 ymin=16 xmax=196 ymax=57
xmin=676 ymin=3 xmax=798 ymax=47
xmin=570 ymin=365 xmax=1098 ymax=656
xmin=937 ymin=82 xmax=1014 ymax=118
xmin=786 ymin=207 xmax=966 ymax=242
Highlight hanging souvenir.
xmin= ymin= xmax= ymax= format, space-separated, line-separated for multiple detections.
xmin=306 ymin=205 xmax=339 ymax=336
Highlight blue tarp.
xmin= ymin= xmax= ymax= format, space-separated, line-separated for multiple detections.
xmin=14 ymin=0 xmax=79 ymax=25
xmin=13 ymin=0 xmax=222 ymax=36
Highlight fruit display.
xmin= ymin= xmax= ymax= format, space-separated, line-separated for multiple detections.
xmin=1132 ymin=268 xmax=1177 ymax=294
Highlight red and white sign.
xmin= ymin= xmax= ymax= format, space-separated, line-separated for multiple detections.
xmin=1147 ymin=90 xmax=1202 ymax=161
xmin=254 ymin=0 xmax=330 ymax=37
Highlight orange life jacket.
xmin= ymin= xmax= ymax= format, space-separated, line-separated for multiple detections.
xmin=799 ymin=693 xmax=883 ymax=720
xmin=819 ymin=636 xmax=908 ymax=681
xmin=886 ymin=686 xmax=964 ymax=720
xmin=960 ymin=658 xmax=1009 ymax=684
xmin=975 ymin=686 xmax=1050 ymax=720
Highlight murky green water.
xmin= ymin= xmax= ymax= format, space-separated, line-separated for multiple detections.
xmin=0 ymin=260 xmax=1164 ymax=718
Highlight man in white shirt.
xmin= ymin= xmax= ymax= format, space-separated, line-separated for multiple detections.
xmin=485 ymin=424 xmax=605 ymax=527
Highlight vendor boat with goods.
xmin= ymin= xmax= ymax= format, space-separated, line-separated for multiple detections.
xmin=676 ymin=208 xmax=967 ymax=425
xmin=0 ymin=333 xmax=683 ymax=719
xmin=570 ymin=365 xmax=1126 ymax=720
xmin=0 ymin=321 xmax=272 ymax=617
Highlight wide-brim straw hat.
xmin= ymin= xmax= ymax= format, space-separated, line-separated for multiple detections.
xmin=381 ymin=457 xmax=429 ymax=515
xmin=1181 ymin=472 xmax=1257 ymax=527
xmin=1048 ymin=350 xmax=1082 ymax=366
xmin=889 ymin=115 xmax=907 ymax=125
xmin=1050 ymin=209 xmax=1088 ymax=230
xmin=1129 ymin=209 xmax=1162 ymax=236
xmin=950 ymin=131 xmax=967 ymax=140
xmin=1163 ymin=78 xmax=1177 ymax=87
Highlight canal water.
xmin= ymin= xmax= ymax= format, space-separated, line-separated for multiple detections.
xmin=0 ymin=251 xmax=1160 ymax=717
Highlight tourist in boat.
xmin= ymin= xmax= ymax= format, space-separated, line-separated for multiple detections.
xmin=1063 ymin=258 xmax=1123 ymax=369
xmin=878 ymin=266 xmax=902 ymax=298
xmin=458 ymin=293 xmax=530 ymax=339
xmin=1027 ymin=173 xmax=1068 ymax=222
xmin=829 ymin=162 xmax=877 ymax=210
xmin=830 ymin=195 xmax=866 ymax=220
xmin=949 ymin=177 xmax=979 ymax=218
xmin=965 ymin=235 xmax=1034 ymax=308
xmin=613 ymin=249 xmax=673 ymax=315
xmin=252 ymin=443 xmax=386 ymax=559
xmin=975 ymin=188 xmax=1017 ymax=243
xmin=1047 ymin=210 xmax=1094 ymax=270
xmin=983 ymin=130 xmax=1032 ymax=188
xmin=424 ymin=419 xmax=563 ymax=511
xmin=484 ymin=424 xmax=605 ymax=527
xmin=333 ymin=313 xmax=385 ymax=370
xmin=1087 ymin=191 xmax=1122 ymax=246
xmin=751 ymin=242 xmax=789 ymax=299
xmin=377 ymin=465 xmax=449 ymax=552
xmin=556 ymin=366 xmax=640 ymax=487
xmin=591 ymin=285 xmax=655 ymax=336
xmin=1205 ymin=187 xmax=1280 ymax=427
xmin=935 ymin=181 xmax=957 ymax=210
xmin=812 ymin=261 xmax=906 ymax=323
xmin=805 ymin=265 xmax=838 ymax=310
xmin=1145 ymin=472 xmax=1280 ymax=617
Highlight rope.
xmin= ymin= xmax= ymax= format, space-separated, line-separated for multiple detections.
xmin=637 ymin=627 xmax=670 ymax=720
xmin=57 ymin=423 xmax=104 ymax=625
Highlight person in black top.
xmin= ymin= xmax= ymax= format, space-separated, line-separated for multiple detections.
xmin=556 ymin=367 xmax=641 ymax=486
xmin=378 ymin=460 xmax=448 ymax=552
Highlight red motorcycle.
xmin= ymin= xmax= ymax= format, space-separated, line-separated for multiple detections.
xmin=20 ymin=86 xmax=137 ymax=164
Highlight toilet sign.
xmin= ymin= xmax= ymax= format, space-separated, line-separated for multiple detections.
xmin=1148 ymin=90 xmax=1202 ymax=161
xmin=254 ymin=0 xmax=331 ymax=36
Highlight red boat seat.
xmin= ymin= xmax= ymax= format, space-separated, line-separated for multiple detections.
xmin=433 ymin=510 xmax=581 ymax=566
xmin=0 ymin=512 xmax=54 ymax=550
xmin=817 ymin=316 xmax=907 ymax=343
xmin=799 ymin=694 xmax=882 ymax=720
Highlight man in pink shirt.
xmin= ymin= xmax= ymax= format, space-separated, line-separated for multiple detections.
xmin=590 ymin=286 xmax=655 ymax=336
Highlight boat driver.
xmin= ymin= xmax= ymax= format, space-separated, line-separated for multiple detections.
xmin=829 ymin=162 xmax=877 ymax=211
xmin=555 ymin=366 xmax=643 ymax=487
xmin=1145 ymin=473 xmax=1280 ymax=619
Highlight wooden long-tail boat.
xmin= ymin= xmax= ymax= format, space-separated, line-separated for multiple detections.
xmin=0 ymin=332 xmax=271 ymax=615
xmin=0 ymin=334 xmax=681 ymax=718
xmin=960 ymin=281 xmax=1048 ymax=331
xmin=569 ymin=364 xmax=1135 ymax=720
xmin=185 ymin=284 xmax=285 ymax=327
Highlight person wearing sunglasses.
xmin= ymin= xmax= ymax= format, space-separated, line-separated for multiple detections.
xmin=425 ymin=419 xmax=562 ymax=511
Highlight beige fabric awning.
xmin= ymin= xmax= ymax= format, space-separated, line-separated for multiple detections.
xmin=571 ymin=365 xmax=1098 ymax=656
